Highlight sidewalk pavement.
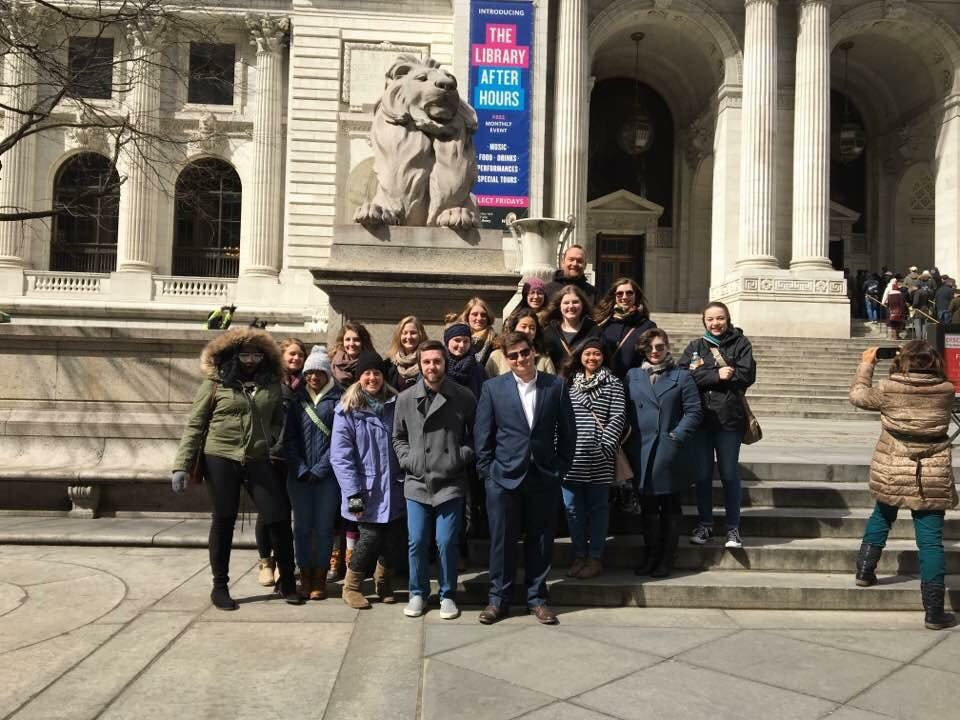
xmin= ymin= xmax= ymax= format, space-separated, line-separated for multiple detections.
xmin=1 ymin=543 xmax=957 ymax=720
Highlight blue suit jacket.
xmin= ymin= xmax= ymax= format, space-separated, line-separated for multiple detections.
xmin=474 ymin=371 xmax=576 ymax=490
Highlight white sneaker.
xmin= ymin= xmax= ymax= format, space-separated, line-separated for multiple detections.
xmin=725 ymin=528 xmax=743 ymax=549
xmin=403 ymin=594 xmax=426 ymax=618
xmin=439 ymin=598 xmax=460 ymax=620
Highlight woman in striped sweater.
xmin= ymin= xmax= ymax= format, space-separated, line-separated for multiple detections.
xmin=561 ymin=337 xmax=627 ymax=579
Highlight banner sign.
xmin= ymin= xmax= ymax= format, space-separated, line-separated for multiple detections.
xmin=942 ymin=327 xmax=960 ymax=395
xmin=469 ymin=0 xmax=533 ymax=228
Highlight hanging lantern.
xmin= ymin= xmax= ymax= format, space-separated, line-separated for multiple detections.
xmin=619 ymin=32 xmax=654 ymax=156
xmin=835 ymin=41 xmax=865 ymax=164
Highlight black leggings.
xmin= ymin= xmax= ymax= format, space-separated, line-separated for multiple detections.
xmin=254 ymin=463 xmax=289 ymax=559
xmin=640 ymin=494 xmax=682 ymax=518
xmin=348 ymin=518 xmax=404 ymax=576
xmin=204 ymin=454 xmax=295 ymax=587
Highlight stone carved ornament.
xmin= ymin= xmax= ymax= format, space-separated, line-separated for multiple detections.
xmin=353 ymin=55 xmax=479 ymax=229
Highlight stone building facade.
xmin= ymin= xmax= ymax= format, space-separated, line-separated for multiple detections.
xmin=1 ymin=0 xmax=959 ymax=337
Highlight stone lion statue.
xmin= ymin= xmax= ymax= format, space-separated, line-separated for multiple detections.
xmin=354 ymin=55 xmax=479 ymax=229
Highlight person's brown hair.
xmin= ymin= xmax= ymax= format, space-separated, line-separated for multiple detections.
xmin=637 ymin=328 xmax=670 ymax=355
xmin=416 ymin=339 xmax=446 ymax=371
xmin=386 ymin=315 xmax=428 ymax=358
xmin=544 ymin=284 xmax=593 ymax=326
xmin=279 ymin=338 xmax=307 ymax=356
xmin=594 ymin=277 xmax=650 ymax=324
xmin=332 ymin=322 xmax=375 ymax=355
xmin=702 ymin=301 xmax=732 ymax=329
xmin=501 ymin=331 xmax=531 ymax=354
xmin=891 ymin=340 xmax=946 ymax=380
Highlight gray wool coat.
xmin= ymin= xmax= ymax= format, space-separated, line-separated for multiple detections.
xmin=392 ymin=377 xmax=477 ymax=507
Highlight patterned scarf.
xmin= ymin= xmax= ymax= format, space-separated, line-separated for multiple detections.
xmin=640 ymin=354 xmax=675 ymax=384
xmin=391 ymin=349 xmax=420 ymax=381
xmin=571 ymin=366 xmax=613 ymax=409
xmin=446 ymin=349 xmax=479 ymax=389
xmin=611 ymin=305 xmax=638 ymax=322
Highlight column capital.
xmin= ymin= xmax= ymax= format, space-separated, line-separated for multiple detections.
xmin=126 ymin=18 xmax=166 ymax=52
xmin=246 ymin=15 xmax=290 ymax=55
xmin=797 ymin=0 xmax=830 ymax=6
xmin=744 ymin=0 xmax=778 ymax=7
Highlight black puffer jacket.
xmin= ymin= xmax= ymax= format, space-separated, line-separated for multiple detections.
xmin=544 ymin=269 xmax=597 ymax=305
xmin=678 ymin=328 xmax=756 ymax=432
xmin=599 ymin=314 xmax=657 ymax=379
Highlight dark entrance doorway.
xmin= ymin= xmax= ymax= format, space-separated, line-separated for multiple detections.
xmin=596 ymin=233 xmax=644 ymax=296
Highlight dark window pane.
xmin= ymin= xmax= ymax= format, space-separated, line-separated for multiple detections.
xmin=174 ymin=159 xmax=242 ymax=277
xmin=68 ymin=37 xmax=114 ymax=100
xmin=188 ymin=43 xmax=235 ymax=105
xmin=51 ymin=153 xmax=120 ymax=273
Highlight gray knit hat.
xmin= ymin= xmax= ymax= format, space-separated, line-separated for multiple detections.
xmin=303 ymin=344 xmax=332 ymax=376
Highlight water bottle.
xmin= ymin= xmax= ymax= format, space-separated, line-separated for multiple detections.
xmin=691 ymin=351 xmax=702 ymax=369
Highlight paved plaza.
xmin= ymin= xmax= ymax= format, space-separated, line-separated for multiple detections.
xmin=1 ymin=541 xmax=958 ymax=720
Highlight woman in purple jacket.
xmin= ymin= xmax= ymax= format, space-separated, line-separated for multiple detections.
xmin=330 ymin=351 xmax=404 ymax=609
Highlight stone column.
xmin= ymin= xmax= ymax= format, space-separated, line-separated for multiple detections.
xmin=242 ymin=15 xmax=289 ymax=278
xmin=551 ymin=0 xmax=588 ymax=239
xmin=115 ymin=20 xmax=164 ymax=273
xmin=790 ymin=0 xmax=832 ymax=271
xmin=0 ymin=2 xmax=43 ymax=269
xmin=736 ymin=0 xmax=779 ymax=270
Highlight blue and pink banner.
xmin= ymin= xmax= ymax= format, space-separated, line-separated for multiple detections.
xmin=469 ymin=0 xmax=533 ymax=228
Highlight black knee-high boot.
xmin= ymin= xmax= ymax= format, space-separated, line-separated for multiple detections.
xmin=209 ymin=516 xmax=238 ymax=610
xmin=268 ymin=521 xmax=303 ymax=605
xmin=635 ymin=512 xmax=662 ymax=576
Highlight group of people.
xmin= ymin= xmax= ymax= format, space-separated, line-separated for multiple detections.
xmin=171 ymin=243 xmax=955 ymax=629
xmin=862 ymin=265 xmax=958 ymax=339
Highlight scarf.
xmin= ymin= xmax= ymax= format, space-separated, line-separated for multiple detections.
xmin=331 ymin=349 xmax=358 ymax=386
xmin=702 ymin=330 xmax=729 ymax=347
xmin=286 ymin=373 xmax=303 ymax=392
xmin=446 ymin=349 xmax=478 ymax=389
xmin=391 ymin=349 xmax=420 ymax=381
xmin=472 ymin=329 xmax=495 ymax=362
xmin=361 ymin=390 xmax=385 ymax=417
xmin=640 ymin=354 xmax=675 ymax=384
xmin=611 ymin=305 xmax=638 ymax=322
xmin=571 ymin=366 xmax=613 ymax=409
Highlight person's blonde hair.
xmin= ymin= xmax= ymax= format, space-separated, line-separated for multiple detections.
xmin=339 ymin=377 xmax=397 ymax=413
xmin=386 ymin=316 xmax=428 ymax=358
xmin=444 ymin=296 xmax=497 ymax=348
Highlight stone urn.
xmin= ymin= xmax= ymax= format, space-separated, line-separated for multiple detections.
xmin=502 ymin=215 xmax=575 ymax=318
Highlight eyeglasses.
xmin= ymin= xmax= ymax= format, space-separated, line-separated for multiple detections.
xmin=238 ymin=352 xmax=264 ymax=362
xmin=615 ymin=290 xmax=635 ymax=297
xmin=649 ymin=344 xmax=667 ymax=351
xmin=505 ymin=348 xmax=532 ymax=361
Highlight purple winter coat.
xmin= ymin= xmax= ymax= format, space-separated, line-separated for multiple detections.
xmin=330 ymin=397 xmax=404 ymax=524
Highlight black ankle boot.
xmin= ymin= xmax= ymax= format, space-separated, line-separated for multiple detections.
xmin=921 ymin=581 xmax=956 ymax=630
xmin=855 ymin=542 xmax=883 ymax=587
xmin=211 ymin=583 xmax=238 ymax=611
xmin=651 ymin=513 xmax=682 ymax=579
xmin=635 ymin=514 xmax=662 ymax=576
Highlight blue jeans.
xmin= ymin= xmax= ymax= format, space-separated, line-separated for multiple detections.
xmin=407 ymin=497 xmax=463 ymax=601
xmin=561 ymin=482 xmax=610 ymax=560
xmin=693 ymin=429 xmax=743 ymax=530
xmin=863 ymin=501 xmax=946 ymax=584
xmin=865 ymin=299 xmax=879 ymax=322
xmin=286 ymin=474 xmax=340 ymax=569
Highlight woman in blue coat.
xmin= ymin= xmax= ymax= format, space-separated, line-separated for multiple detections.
xmin=625 ymin=329 xmax=703 ymax=578
xmin=284 ymin=345 xmax=343 ymax=600
xmin=330 ymin=351 xmax=403 ymax=609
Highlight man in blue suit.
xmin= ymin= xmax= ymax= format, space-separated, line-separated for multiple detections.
xmin=474 ymin=331 xmax=576 ymax=624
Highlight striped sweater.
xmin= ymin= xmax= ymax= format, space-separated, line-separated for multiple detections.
xmin=564 ymin=369 xmax=627 ymax=484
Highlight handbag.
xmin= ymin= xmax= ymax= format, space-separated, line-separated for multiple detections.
xmin=588 ymin=407 xmax=634 ymax=487
xmin=187 ymin=381 xmax=219 ymax=485
xmin=708 ymin=347 xmax=762 ymax=445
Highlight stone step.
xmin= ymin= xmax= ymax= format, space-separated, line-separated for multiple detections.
xmin=747 ymin=394 xmax=859 ymax=408
xmin=747 ymin=407 xmax=874 ymax=421
xmin=467 ymin=536 xmax=960 ymax=574
xmin=749 ymin=384 xmax=849 ymax=396
xmin=705 ymin=481 xmax=874 ymax=508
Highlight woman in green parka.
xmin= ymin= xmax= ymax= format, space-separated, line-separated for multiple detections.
xmin=172 ymin=328 xmax=303 ymax=610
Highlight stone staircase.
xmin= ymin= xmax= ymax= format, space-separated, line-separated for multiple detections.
xmin=655 ymin=313 xmax=897 ymax=421
xmin=460 ymin=459 xmax=960 ymax=610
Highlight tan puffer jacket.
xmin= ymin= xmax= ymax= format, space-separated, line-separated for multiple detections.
xmin=849 ymin=362 xmax=958 ymax=511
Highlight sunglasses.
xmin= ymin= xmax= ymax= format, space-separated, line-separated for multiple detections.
xmin=238 ymin=352 xmax=264 ymax=362
xmin=505 ymin=348 xmax=532 ymax=361
xmin=648 ymin=344 xmax=667 ymax=352
xmin=615 ymin=290 xmax=635 ymax=297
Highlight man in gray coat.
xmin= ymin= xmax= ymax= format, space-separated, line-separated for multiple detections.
xmin=393 ymin=339 xmax=477 ymax=619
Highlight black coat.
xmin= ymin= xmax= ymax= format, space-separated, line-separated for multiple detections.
xmin=544 ymin=269 xmax=597 ymax=306
xmin=678 ymin=329 xmax=756 ymax=432
xmin=599 ymin=315 xmax=657 ymax=379
xmin=935 ymin=284 xmax=954 ymax=314
xmin=542 ymin=318 xmax=601 ymax=373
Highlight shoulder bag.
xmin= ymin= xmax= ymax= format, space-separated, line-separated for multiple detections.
xmin=587 ymin=406 xmax=633 ymax=487
xmin=187 ymin=382 xmax=219 ymax=485
xmin=708 ymin=347 xmax=762 ymax=445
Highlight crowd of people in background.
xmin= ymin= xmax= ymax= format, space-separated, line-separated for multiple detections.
xmin=170 ymin=245 xmax=954 ymax=630
xmin=859 ymin=265 xmax=959 ymax=340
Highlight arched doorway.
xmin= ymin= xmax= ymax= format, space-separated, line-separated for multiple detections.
xmin=173 ymin=158 xmax=241 ymax=278
xmin=50 ymin=152 xmax=120 ymax=273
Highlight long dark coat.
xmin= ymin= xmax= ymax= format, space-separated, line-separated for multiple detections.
xmin=625 ymin=366 xmax=703 ymax=495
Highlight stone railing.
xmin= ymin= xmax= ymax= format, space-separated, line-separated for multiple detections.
xmin=26 ymin=271 xmax=108 ymax=295
xmin=154 ymin=276 xmax=237 ymax=301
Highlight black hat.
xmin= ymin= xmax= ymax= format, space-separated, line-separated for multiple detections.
xmin=578 ymin=337 xmax=604 ymax=356
xmin=444 ymin=323 xmax=472 ymax=344
xmin=355 ymin=350 xmax=384 ymax=377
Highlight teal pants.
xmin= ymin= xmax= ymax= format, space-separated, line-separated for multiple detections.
xmin=862 ymin=501 xmax=946 ymax=583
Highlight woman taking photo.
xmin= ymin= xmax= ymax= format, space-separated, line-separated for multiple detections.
xmin=850 ymin=341 xmax=957 ymax=630
xmin=594 ymin=278 xmax=657 ymax=378
xmin=330 ymin=322 xmax=376 ymax=388
xmin=447 ymin=297 xmax=498 ymax=366
xmin=679 ymin=301 xmax=756 ymax=549
xmin=331 ymin=351 xmax=404 ymax=609
xmin=542 ymin=285 xmax=600 ymax=373
xmin=284 ymin=345 xmax=342 ymax=600
xmin=172 ymin=328 xmax=302 ymax=609
xmin=626 ymin=329 xmax=702 ymax=578
xmin=443 ymin=323 xmax=487 ymax=399
xmin=256 ymin=338 xmax=306 ymax=586
xmin=485 ymin=309 xmax=556 ymax=376
xmin=562 ymin=338 xmax=626 ymax=578
xmin=384 ymin=315 xmax=427 ymax=392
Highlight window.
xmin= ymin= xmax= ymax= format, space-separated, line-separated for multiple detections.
xmin=174 ymin=159 xmax=241 ymax=277
xmin=51 ymin=153 xmax=120 ymax=273
xmin=188 ymin=43 xmax=235 ymax=105
xmin=68 ymin=37 xmax=114 ymax=99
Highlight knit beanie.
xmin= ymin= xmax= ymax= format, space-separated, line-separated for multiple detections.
xmin=303 ymin=345 xmax=332 ymax=376
xmin=444 ymin=323 xmax=472 ymax=345
xmin=578 ymin=337 xmax=604 ymax=357
xmin=355 ymin=350 xmax=384 ymax=377
xmin=524 ymin=277 xmax=546 ymax=291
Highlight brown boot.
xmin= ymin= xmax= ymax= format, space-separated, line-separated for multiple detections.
xmin=328 ymin=546 xmax=343 ymax=581
xmin=342 ymin=569 xmax=371 ymax=609
xmin=257 ymin=558 xmax=276 ymax=587
xmin=374 ymin=562 xmax=396 ymax=604
xmin=299 ymin=568 xmax=312 ymax=598
xmin=309 ymin=569 xmax=327 ymax=601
